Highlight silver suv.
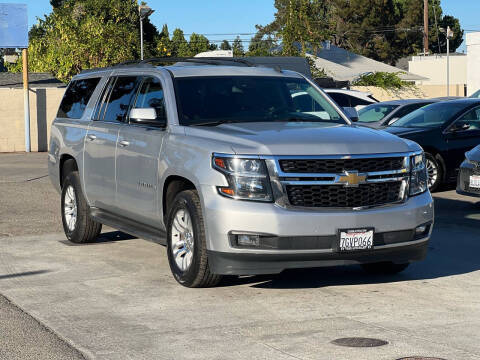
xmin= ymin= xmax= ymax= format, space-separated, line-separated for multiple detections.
xmin=48 ymin=59 xmax=434 ymax=287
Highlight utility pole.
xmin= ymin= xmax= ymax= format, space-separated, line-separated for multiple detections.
xmin=139 ymin=5 xmax=154 ymax=61
xmin=22 ymin=48 xmax=30 ymax=152
xmin=446 ymin=26 xmax=454 ymax=97
xmin=424 ymin=0 xmax=429 ymax=55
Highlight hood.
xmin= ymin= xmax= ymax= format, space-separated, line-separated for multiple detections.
xmin=184 ymin=122 xmax=417 ymax=156
xmin=467 ymin=145 xmax=480 ymax=161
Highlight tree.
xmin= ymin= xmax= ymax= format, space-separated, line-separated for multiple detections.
xmin=220 ymin=40 xmax=231 ymax=50
xmin=333 ymin=0 xmax=401 ymax=64
xmin=232 ymin=36 xmax=244 ymax=57
xmin=189 ymin=33 xmax=211 ymax=55
xmin=247 ymin=32 xmax=276 ymax=56
xmin=10 ymin=0 xmax=159 ymax=82
xmin=258 ymin=0 xmax=334 ymax=56
xmin=156 ymin=24 xmax=172 ymax=57
xmin=434 ymin=15 xmax=463 ymax=53
xmin=171 ymin=28 xmax=191 ymax=57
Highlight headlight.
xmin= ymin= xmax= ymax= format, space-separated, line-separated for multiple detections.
xmin=409 ymin=153 xmax=428 ymax=196
xmin=213 ymin=156 xmax=273 ymax=202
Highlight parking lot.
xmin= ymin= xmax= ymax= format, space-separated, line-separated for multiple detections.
xmin=1 ymin=152 xmax=480 ymax=360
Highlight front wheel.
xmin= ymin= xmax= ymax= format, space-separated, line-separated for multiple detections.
xmin=361 ymin=262 xmax=409 ymax=275
xmin=425 ymin=153 xmax=443 ymax=192
xmin=166 ymin=190 xmax=222 ymax=288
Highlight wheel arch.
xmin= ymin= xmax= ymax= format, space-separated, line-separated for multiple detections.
xmin=59 ymin=154 xmax=78 ymax=188
xmin=422 ymin=147 xmax=447 ymax=182
xmin=162 ymin=175 xmax=197 ymax=222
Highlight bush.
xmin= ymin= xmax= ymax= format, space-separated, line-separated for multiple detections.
xmin=352 ymin=72 xmax=413 ymax=90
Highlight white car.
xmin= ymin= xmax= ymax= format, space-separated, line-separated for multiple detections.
xmin=324 ymin=89 xmax=378 ymax=110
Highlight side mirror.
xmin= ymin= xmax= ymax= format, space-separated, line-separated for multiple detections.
xmin=130 ymin=108 xmax=166 ymax=127
xmin=343 ymin=107 xmax=359 ymax=122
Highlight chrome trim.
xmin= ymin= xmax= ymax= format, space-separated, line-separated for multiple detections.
xmin=213 ymin=152 xmax=420 ymax=209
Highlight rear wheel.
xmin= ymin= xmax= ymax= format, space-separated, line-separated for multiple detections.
xmin=361 ymin=262 xmax=409 ymax=275
xmin=425 ymin=153 xmax=442 ymax=192
xmin=61 ymin=171 xmax=102 ymax=243
xmin=166 ymin=190 xmax=222 ymax=287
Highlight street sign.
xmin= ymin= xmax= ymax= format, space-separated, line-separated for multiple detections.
xmin=0 ymin=3 xmax=28 ymax=48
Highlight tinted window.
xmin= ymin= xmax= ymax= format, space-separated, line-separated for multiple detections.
xmin=358 ymin=104 xmax=398 ymax=123
xmin=133 ymin=77 xmax=166 ymax=121
xmin=455 ymin=106 xmax=480 ymax=131
xmin=175 ymin=76 xmax=345 ymax=125
xmin=92 ymin=77 xmax=115 ymax=121
xmin=328 ymin=92 xmax=350 ymax=107
xmin=57 ymin=78 xmax=100 ymax=119
xmin=393 ymin=103 xmax=433 ymax=119
xmin=349 ymin=95 xmax=374 ymax=107
xmin=103 ymin=76 xmax=140 ymax=122
xmin=391 ymin=103 xmax=468 ymax=128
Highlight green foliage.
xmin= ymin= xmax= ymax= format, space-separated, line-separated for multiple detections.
xmin=246 ymin=33 xmax=276 ymax=56
xmin=232 ymin=36 xmax=245 ymax=57
xmin=171 ymin=28 xmax=191 ymax=57
xmin=189 ymin=33 xmax=211 ymax=55
xmin=306 ymin=57 xmax=327 ymax=79
xmin=259 ymin=0 xmax=464 ymax=64
xmin=10 ymin=0 xmax=158 ymax=82
xmin=352 ymin=72 xmax=413 ymax=89
xmin=220 ymin=40 xmax=231 ymax=51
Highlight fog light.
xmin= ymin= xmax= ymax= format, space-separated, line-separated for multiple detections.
xmin=415 ymin=224 xmax=428 ymax=237
xmin=236 ymin=234 xmax=260 ymax=247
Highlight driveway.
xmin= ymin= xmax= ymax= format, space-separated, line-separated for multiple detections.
xmin=1 ymin=153 xmax=479 ymax=359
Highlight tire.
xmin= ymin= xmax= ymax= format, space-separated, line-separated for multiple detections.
xmin=361 ymin=262 xmax=409 ymax=275
xmin=61 ymin=171 xmax=102 ymax=244
xmin=166 ymin=190 xmax=222 ymax=288
xmin=425 ymin=152 xmax=443 ymax=192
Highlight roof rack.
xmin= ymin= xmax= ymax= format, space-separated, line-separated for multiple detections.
xmin=79 ymin=57 xmax=285 ymax=75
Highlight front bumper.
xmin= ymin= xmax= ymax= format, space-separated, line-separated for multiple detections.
xmin=456 ymin=161 xmax=480 ymax=198
xmin=201 ymin=185 xmax=434 ymax=274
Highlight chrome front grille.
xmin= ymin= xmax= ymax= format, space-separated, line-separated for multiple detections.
xmin=279 ymin=157 xmax=405 ymax=174
xmin=266 ymin=154 xmax=412 ymax=209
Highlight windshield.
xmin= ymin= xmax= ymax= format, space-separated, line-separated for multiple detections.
xmin=390 ymin=102 xmax=468 ymax=128
xmin=470 ymin=89 xmax=480 ymax=99
xmin=174 ymin=76 xmax=347 ymax=126
xmin=357 ymin=104 xmax=399 ymax=123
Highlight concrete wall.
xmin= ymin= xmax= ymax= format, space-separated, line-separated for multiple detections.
xmin=408 ymin=54 xmax=467 ymax=86
xmin=0 ymin=87 xmax=65 ymax=152
xmin=351 ymin=84 xmax=465 ymax=102
xmin=467 ymin=32 xmax=480 ymax=96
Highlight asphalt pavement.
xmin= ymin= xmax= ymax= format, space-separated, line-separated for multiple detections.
xmin=1 ymin=153 xmax=480 ymax=360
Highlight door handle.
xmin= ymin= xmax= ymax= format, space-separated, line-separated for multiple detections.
xmin=86 ymin=134 xmax=97 ymax=141
xmin=119 ymin=140 xmax=130 ymax=147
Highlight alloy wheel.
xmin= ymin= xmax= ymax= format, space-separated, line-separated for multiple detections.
xmin=64 ymin=185 xmax=77 ymax=231
xmin=170 ymin=208 xmax=194 ymax=271
xmin=425 ymin=158 xmax=438 ymax=189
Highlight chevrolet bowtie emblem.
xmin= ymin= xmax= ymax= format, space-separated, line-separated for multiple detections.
xmin=338 ymin=171 xmax=367 ymax=187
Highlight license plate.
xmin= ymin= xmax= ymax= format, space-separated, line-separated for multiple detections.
xmin=339 ymin=229 xmax=374 ymax=251
xmin=470 ymin=175 xmax=480 ymax=189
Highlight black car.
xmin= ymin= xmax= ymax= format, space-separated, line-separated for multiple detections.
xmin=457 ymin=145 xmax=480 ymax=197
xmin=357 ymin=99 xmax=439 ymax=129
xmin=383 ymin=99 xmax=480 ymax=191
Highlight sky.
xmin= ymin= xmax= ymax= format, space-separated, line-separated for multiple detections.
xmin=2 ymin=0 xmax=479 ymax=51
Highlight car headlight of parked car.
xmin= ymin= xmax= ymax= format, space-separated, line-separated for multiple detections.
xmin=410 ymin=153 xmax=428 ymax=196
xmin=213 ymin=156 xmax=273 ymax=202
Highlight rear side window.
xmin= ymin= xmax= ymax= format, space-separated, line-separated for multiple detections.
xmin=102 ymin=76 xmax=141 ymax=122
xmin=57 ymin=77 xmax=100 ymax=119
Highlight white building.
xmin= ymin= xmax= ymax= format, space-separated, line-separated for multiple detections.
xmin=467 ymin=32 xmax=480 ymax=95
xmin=408 ymin=54 xmax=467 ymax=86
